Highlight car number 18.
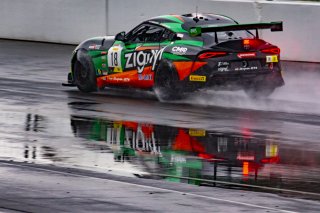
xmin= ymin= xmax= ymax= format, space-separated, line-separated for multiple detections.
xmin=108 ymin=46 xmax=123 ymax=71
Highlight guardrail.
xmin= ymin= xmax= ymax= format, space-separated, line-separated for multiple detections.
xmin=0 ymin=0 xmax=319 ymax=62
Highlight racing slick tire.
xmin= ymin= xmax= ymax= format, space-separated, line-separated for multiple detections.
xmin=73 ymin=50 xmax=97 ymax=93
xmin=153 ymin=60 xmax=184 ymax=101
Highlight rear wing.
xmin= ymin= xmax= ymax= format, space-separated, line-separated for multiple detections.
xmin=189 ymin=21 xmax=283 ymax=38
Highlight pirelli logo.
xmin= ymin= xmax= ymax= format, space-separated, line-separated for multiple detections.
xmin=189 ymin=129 xmax=206 ymax=137
xmin=189 ymin=75 xmax=206 ymax=82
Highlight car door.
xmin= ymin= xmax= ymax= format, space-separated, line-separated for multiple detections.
xmin=106 ymin=23 xmax=165 ymax=88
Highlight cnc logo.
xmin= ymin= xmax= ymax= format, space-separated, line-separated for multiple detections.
xmin=172 ymin=46 xmax=188 ymax=55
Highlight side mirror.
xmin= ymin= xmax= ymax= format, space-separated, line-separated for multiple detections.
xmin=172 ymin=34 xmax=182 ymax=41
xmin=115 ymin=31 xmax=126 ymax=41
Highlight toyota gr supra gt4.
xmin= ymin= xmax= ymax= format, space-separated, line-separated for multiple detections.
xmin=64 ymin=13 xmax=284 ymax=100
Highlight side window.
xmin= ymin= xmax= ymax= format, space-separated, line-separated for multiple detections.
xmin=159 ymin=29 xmax=176 ymax=42
xmin=125 ymin=24 xmax=165 ymax=43
xmin=144 ymin=26 xmax=164 ymax=42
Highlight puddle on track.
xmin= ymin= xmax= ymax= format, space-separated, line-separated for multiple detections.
xmin=1 ymin=111 xmax=319 ymax=200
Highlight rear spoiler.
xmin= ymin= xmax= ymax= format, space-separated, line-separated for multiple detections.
xmin=189 ymin=21 xmax=283 ymax=38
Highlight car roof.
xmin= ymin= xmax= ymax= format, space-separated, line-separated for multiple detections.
xmin=148 ymin=13 xmax=237 ymax=33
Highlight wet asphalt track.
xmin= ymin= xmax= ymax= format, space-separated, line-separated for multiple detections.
xmin=0 ymin=39 xmax=320 ymax=212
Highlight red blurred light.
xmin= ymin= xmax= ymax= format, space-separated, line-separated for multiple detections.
xmin=243 ymin=39 xmax=250 ymax=45
xmin=242 ymin=39 xmax=262 ymax=48
xmin=241 ymin=128 xmax=252 ymax=138
xmin=237 ymin=52 xmax=256 ymax=58
xmin=198 ymin=153 xmax=214 ymax=160
xmin=243 ymin=161 xmax=249 ymax=176
xmin=198 ymin=52 xmax=227 ymax=59
xmin=261 ymin=47 xmax=280 ymax=54
xmin=260 ymin=156 xmax=280 ymax=164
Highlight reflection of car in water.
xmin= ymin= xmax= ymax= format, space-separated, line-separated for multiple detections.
xmin=71 ymin=115 xmax=280 ymax=186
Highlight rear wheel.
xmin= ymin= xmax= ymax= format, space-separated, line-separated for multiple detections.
xmin=73 ymin=50 xmax=97 ymax=92
xmin=153 ymin=60 xmax=183 ymax=101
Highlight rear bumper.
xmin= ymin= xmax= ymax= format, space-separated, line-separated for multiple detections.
xmin=183 ymin=69 xmax=284 ymax=92
xmin=209 ymin=70 xmax=284 ymax=86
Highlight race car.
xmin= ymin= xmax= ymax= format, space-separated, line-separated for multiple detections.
xmin=64 ymin=13 xmax=284 ymax=100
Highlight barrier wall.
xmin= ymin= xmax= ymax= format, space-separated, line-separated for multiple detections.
xmin=259 ymin=1 xmax=320 ymax=62
xmin=0 ymin=0 xmax=107 ymax=44
xmin=0 ymin=0 xmax=319 ymax=62
xmin=107 ymin=0 xmax=259 ymax=35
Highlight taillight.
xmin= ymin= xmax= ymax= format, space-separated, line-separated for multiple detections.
xmin=198 ymin=52 xmax=227 ymax=59
xmin=242 ymin=39 xmax=264 ymax=49
xmin=243 ymin=39 xmax=251 ymax=45
xmin=237 ymin=52 xmax=256 ymax=59
xmin=261 ymin=47 xmax=280 ymax=54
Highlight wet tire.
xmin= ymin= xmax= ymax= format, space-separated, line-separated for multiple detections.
xmin=153 ymin=60 xmax=183 ymax=101
xmin=73 ymin=50 xmax=97 ymax=93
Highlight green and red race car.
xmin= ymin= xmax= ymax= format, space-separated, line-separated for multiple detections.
xmin=64 ymin=13 xmax=284 ymax=100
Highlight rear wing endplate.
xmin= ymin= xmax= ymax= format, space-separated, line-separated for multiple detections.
xmin=189 ymin=21 xmax=283 ymax=37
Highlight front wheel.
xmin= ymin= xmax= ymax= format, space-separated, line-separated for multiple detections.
xmin=153 ymin=60 xmax=183 ymax=101
xmin=73 ymin=50 xmax=97 ymax=92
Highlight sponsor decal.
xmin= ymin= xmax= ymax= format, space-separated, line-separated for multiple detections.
xmin=108 ymin=46 xmax=123 ymax=72
xmin=113 ymin=67 xmax=123 ymax=73
xmin=176 ymin=33 xmax=184 ymax=38
xmin=190 ymin=27 xmax=201 ymax=36
xmin=217 ymin=61 xmax=230 ymax=72
xmin=218 ymin=62 xmax=229 ymax=67
xmin=108 ymin=46 xmax=122 ymax=67
xmin=172 ymin=46 xmax=188 ymax=55
xmin=218 ymin=67 xmax=229 ymax=72
xmin=109 ymin=77 xmax=130 ymax=82
xmin=138 ymin=74 xmax=153 ymax=81
xmin=242 ymin=61 xmax=248 ymax=68
xmin=189 ymin=129 xmax=206 ymax=137
xmin=125 ymin=47 xmax=165 ymax=73
xmin=88 ymin=44 xmax=101 ymax=50
xmin=189 ymin=75 xmax=206 ymax=82
xmin=237 ymin=52 xmax=256 ymax=59
xmin=101 ymin=56 xmax=107 ymax=62
xmin=235 ymin=66 xmax=258 ymax=71
xmin=266 ymin=55 xmax=278 ymax=63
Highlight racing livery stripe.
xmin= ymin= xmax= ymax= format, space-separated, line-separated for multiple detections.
xmin=160 ymin=23 xmax=188 ymax=33
xmin=162 ymin=53 xmax=189 ymax=61
xmin=173 ymin=61 xmax=207 ymax=80
xmin=160 ymin=15 xmax=184 ymax=24
xmin=97 ymin=66 xmax=154 ymax=89
xmin=135 ymin=46 xmax=159 ymax=51
xmin=174 ymin=40 xmax=203 ymax=47
xmin=172 ymin=15 xmax=185 ymax=23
